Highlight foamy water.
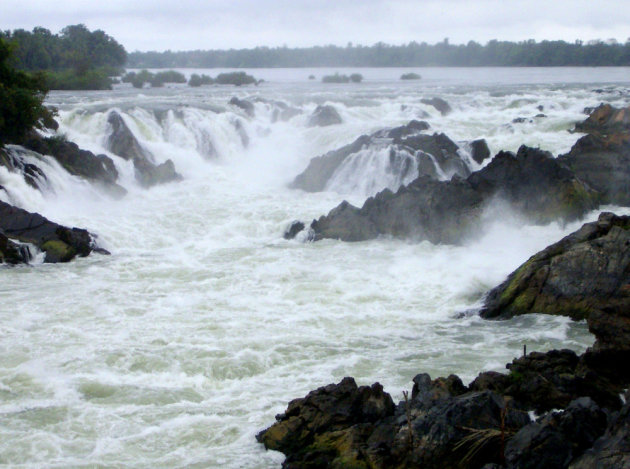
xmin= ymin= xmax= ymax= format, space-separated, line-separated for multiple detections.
xmin=1 ymin=68 xmax=629 ymax=468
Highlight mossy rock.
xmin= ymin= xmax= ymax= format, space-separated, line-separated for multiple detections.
xmin=41 ymin=239 xmax=76 ymax=263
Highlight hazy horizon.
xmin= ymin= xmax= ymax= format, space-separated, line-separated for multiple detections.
xmin=2 ymin=0 xmax=629 ymax=53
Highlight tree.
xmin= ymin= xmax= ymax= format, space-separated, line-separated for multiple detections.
xmin=0 ymin=37 xmax=53 ymax=145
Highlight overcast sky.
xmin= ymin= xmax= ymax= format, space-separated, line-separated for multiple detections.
xmin=2 ymin=0 xmax=629 ymax=52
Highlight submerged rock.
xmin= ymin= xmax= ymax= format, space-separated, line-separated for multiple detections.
xmin=0 ymin=200 xmax=108 ymax=263
xmin=308 ymin=145 xmax=598 ymax=243
xmin=307 ymin=105 xmax=342 ymax=127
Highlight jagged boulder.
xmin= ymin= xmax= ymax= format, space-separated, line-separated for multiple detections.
xmin=570 ymin=393 xmax=630 ymax=469
xmin=0 ymin=200 xmax=108 ymax=263
xmin=106 ymin=111 xmax=181 ymax=187
xmin=573 ymin=103 xmax=630 ymax=137
xmin=470 ymin=349 xmax=622 ymax=413
xmin=470 ymin=138 xmax=491 ymax=164
xmin=307 ymin=146 xmax=598 ymax=243
xmin=505 ymin=397 xmax=608 ymax=469
xmin=307 ymin=105 xmax=342 ymax=127
xmin=480 ymin=212 xmax=630 ymax=321
xmin=559 ymin=132 xmax=630 ymax=206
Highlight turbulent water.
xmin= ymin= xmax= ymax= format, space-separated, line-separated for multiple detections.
xmin=1 ymin=67 xmax=629 ymax=468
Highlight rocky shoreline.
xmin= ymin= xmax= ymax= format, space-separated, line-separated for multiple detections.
xmin=258 ymin=212 xmax=630 ymax=468
xmin=259 ymin=104 xmax=630 ymax=468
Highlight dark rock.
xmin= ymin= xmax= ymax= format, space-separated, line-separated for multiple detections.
xmin=0 ymin=231 xmax=32 ymax=264
xmin=283 ymin=220 xmax=305 ymax=240
xmin=505 ymin=397 xmax=607 ymax=469
xmin=309 ymin=145 xmax=598 ymax=243
xmin=106 ymin=111 xmax=152 ymax=163
xmin=229 ymin=96 xmax=255 ymax=117
xmin=470 ymin=139 xmax=491 ymax=164
xmin=291 ymin=122 xmax=469 ymax=195
xmin=535 ymin=113 xmax=547 ymax=118
xmin=537 ymin=105 xmax=544 ymax=112
xmin=570 ymin=396 xmax=630 ymax=469
xmin=573 ymin=103 xmax=630 ymax=137
xmin=480 ymin=212 xmax=630 ymax=321
xmin=133 ymin=158 xmax=182 ymax=187
xmin=512 ymin=117 xmax=528 ymax=124
xmin=420 ymin=97 xmax=452 ymax=116
xmin=257 ymin=377 xmax=395 ymax=467
xmin=0 ymin=146 xmax=48 ymax=190
xmin=307 ymin=105 xmax=342 ymax=127
xmin=558 ymin=133 xmax=630 ymax=206
xmin=21 ymin=133 xmax=124 ymax=195
xmin=106 ymin=111 xmax=182 ymax=187
xmin=0 ymin=200 xmax=108 ymax=263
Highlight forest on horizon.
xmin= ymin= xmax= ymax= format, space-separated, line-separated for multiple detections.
xmin=128 ymin=38 xmax=630 ymax=68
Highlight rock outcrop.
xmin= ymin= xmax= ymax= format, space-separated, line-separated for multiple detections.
xmin=559 ymin=104 xmax=630 ymax=206
xmin=106 ymin=111 xmax=182 ymax=187
xmin=481 ymin=212 xmax=630 ymax=319
xmin=307 ymin=105 xmax=343 ymax=127
xmin=21 ymin=133 xmax=125 ymax=196
xmin=291 ymin=120 xmax=471 ymax=194
xmin=229 ymin=96 xmax=255 ymax=117
xmin=0 ymin=199 xmax=108 ymax=263
xmin=304 ymin=145 xmax=598 ymax=243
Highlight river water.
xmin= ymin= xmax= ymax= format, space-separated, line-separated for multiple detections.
xmin=1 ymin=67 xmax=629 ymax=468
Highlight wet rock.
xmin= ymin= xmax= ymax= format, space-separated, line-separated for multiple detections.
xmin=291 ymin=121 xmax=470 ymax=194
xmin=107 ymin=111 xmax=182 ymax=188
xmin=512 ymin=117 xmax=528 ymax=124
xmin=505 ymin=397 xmax=607 ymax=469
xmin=573 ymin=103 xmax=630 ymax=137
xmin=21 ymin=133 xmax=125 ymax=196
xmin=420 ymin=97 xmax=452 ymax=115
xmin=470 ymin=138 xmax=491 ymax=164
xmin=283 ymin=220 xmax=305 ymax=240
xmin=257 ymin=377 xmax=395 ymax=467
xmin=480 ymin=212 xmax=630 ymax=321
xmin=0 ymin=231 xmax=31 ymax=264
xmin=0 ymin=200 xmax=108 ymax=263
xmin=307 ymin=105 xmax=342 ymax=127
xmin=309 ymin=145 xmax=598 ymax=243
xmin=233 ymin=119 xmax=250 ymax=148
xmin=229 ymin=96 xmax=255 ymax=117
xmin=0 ymin=146 xmax=48 ymax=190
xmin=559 ymin=133 xmax=630 ymax=206
xmin=133 ymin=158 xmax=182 ymax=187
xmin=570 ymin=394 xmax=630 ymax=469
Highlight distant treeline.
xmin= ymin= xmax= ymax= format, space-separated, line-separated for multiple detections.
xmin=128 ymin=39 xmax=630 ymax=68
xmin=0 ymin=25 xmax=127 ymax=89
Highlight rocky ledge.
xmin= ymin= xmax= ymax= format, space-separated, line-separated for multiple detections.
xmin=0 ymin=199 xmax=108 ymax=264
xmin=259 ymin=213 xmax=630 ymax=468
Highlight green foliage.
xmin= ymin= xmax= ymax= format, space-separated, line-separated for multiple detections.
xmin=349 ymin=73 xmax=363 ymax=83
xmin=188 ymin=73 xmax=214 ymax=87
xmin=322 ymin=73 xmax=350 ymax=83
xmin=0 ymin=24 xmax=126 ymax=90
xmin=0 ymin=37 xmax=54 ymax=145
xmin=400 ymin=72 xmax=421 ymax=80
xmin=127 ymin=39 xmax=630 ymax=68
xmin=44 ymin=68 xmax=113 ymax=90
xmin=123 ymin=69 xmax=187 ymax=88
xmin=215 ymin=71 xmax=257 ymax=86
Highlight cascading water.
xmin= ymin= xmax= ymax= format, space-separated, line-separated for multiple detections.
xmin=1 ymin=68 xmax=629 ymax=468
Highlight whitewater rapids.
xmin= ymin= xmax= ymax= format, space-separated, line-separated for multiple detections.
xmin=1 ymin=67 xmax=629 ymax=468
